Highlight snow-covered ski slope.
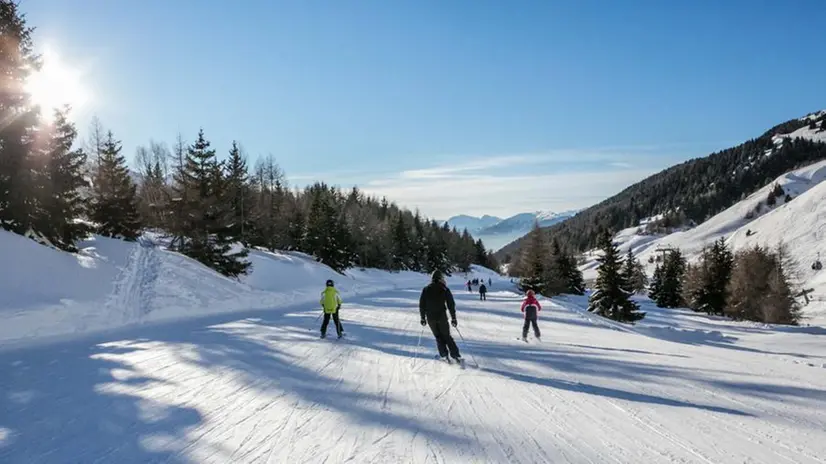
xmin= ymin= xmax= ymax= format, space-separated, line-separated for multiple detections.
xmin=0 ymin=230 xmax=442 ymax=348
xmin=580 ymin=156 xmax=826 ymax=326
xmin=3 ymin=283 xmax=825 ymax=463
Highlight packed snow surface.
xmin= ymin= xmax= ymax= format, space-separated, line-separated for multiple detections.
xmin=2 ymin=281 xmax=825 ymax=463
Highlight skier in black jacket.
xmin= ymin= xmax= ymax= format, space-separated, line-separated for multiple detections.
xmin=419 ymin=270 xmax=462 ymax=362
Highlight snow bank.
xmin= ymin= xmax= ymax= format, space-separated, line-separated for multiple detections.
xmin=0 ymin=231 xmax=502 ymax=348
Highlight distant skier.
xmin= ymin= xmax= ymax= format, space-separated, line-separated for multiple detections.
xmin=320 ymin=279 xmax=344 ymax=339
xmin=520 ymin=289 xmax=541 ymax=341
xmin=479 ymin=282 xmax=487 ymax=301
xmin=467 ymin=280 xmax=472 ymax=292
xmin=420 ymin=270 xmax=463 ymax=362
xmin=488 ymin=278 xmax=492 ymax=286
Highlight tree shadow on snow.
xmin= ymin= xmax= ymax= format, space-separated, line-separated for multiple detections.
xmin=0 ymin=340 xmax=208 ymax=464
xmin=636 ymin=325 xmax=821 ymax=359
xmin=480 ymin=366 xmax=755 ymax=417
xmin=0 ymin=291 xmax=473 ymax=463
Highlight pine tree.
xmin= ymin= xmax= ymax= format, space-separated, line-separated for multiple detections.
xmin=654 ymin=249 xmax=686 ymax=308
xmin=649 ymin=264 xmax=663 ymax=301
xmin=587 ymin=232 xmax=645 ymax=322
xmin=411 ymin=212 xmax=428 ymax=271
xmin=706 ymin=238 xmax=733 ymax=314
xmin=224 ymin=141 xmax=253 ymax=245
xmin=0 ymin=1 xmax=40 ymax=235
xmin=424 ymin=220 xmax=451 ymax=274
xmin=563 ymin=254 xmax=586 ymax=295
xmin=90 ymin=130 xmax=141 ymax=240
xmin=543 ymin=239 xmax=569 ymax=295
xmin=474 ymin=238 xmax=489 ymax=269
xmin=391 ymin=213 xmax=412 ymax=271
xmin=621 ymin=248 xmax=648 ymax=294
xmin=517 ymin=221 xmax=547 ymax=293
xmin=170 ymin=129 xmax=249 ymax=277
xmin=33 ymin=108 xmax=91 ymax=251
xmin=285 ymin=200 xmax=306 ymax=251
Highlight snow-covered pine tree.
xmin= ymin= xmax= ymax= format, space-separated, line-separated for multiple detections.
xmin=587 ymin=232 xmax=645 ymax=322
xmin=90 ymin=130 xmax=141 ymax=240
xmin=33 ymin=108 xmax=91 ymax=251
xmin=170 ymin=129 xmax=249 ymax=277
xmin=0 ymin=1 xmax=40 ymax=235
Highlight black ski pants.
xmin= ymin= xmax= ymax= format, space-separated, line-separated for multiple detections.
xmin=479 ymin=292 xmax=486 ymax=301
xmin=428 ymin=317 xmax=461 ymax=358
xmin=321 ymin=311 xmax=343 ymax=336
xmin=522 ymin=306 xmax=540 ymax=338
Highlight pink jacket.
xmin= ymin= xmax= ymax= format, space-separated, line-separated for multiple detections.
xmin=520 ymin=296 xmax=541 ymax=316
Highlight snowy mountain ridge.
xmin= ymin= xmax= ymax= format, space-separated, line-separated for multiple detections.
xmin=441 ymin=214 xmax=503 ymax=234
xmin=444 ymin=209 xmax=579 ymax=251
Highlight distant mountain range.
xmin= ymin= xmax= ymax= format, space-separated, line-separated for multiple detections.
xmin=442 ymin=210 xmax=579 ymax=251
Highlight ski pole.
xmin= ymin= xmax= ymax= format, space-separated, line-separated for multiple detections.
xmin=308 ymin=311 xmax=322 ymax=331
xmin=454 ymin=326 xmax=480 ymax=368
xmin=412 ymin=325 xmax=424 ymax=370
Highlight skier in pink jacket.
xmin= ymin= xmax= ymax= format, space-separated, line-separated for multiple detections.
xmin=520 ymin=289 xmax=542 ymax=341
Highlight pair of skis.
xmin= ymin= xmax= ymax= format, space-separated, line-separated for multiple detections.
xmin=517 ymin=336 xmax=542 ymax=343
xmin=434 ymin=354 xmax=465 ymax=367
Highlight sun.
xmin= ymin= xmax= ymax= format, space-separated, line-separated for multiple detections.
xmin=24 ymin=47 xmax=88 ymax=121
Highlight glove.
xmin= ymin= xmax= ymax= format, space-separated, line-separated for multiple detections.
xmin=451 ymin=318 xmax=457 ymax=328
xmin=420 ymin=318 xmax=427 ymax=326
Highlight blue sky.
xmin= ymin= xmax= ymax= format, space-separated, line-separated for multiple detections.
xmin=23 ymin=0 xmax=826 ymax=219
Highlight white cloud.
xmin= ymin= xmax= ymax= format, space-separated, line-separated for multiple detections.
xmin=361 ymin=165 xmax=667 ymax=220
xmin=289 ymin=145 xmax=702 ymax=220
xmin=399 ymin=155 xmax=539 ymax=180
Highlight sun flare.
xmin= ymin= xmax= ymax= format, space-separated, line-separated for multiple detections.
xmin=24 ymin=47 xmax=88 ymax=121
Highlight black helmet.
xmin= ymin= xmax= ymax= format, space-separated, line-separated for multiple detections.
xmin=431 ymin=270 xmax=444 ymax=283
xmin=326 ymin=279 xmax=334 ymax=287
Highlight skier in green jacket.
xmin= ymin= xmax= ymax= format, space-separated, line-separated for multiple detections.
xmin=320 ymin=279 xmax=344 ymax=339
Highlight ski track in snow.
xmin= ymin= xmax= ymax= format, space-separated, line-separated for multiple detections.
xmin=2 ymin=286 xmax=826 ymax=463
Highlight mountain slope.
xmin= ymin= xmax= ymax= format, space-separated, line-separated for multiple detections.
xmin=498 ymin=110 xmax=826 ymax=258
xmin=579 ymin=158 xmax=826 ymax=325
xmin=2 ymin=284 xmax=825 ymax=463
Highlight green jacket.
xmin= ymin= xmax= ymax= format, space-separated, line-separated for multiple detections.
xmin=320 ymin=287 xmax=342 ymax=314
